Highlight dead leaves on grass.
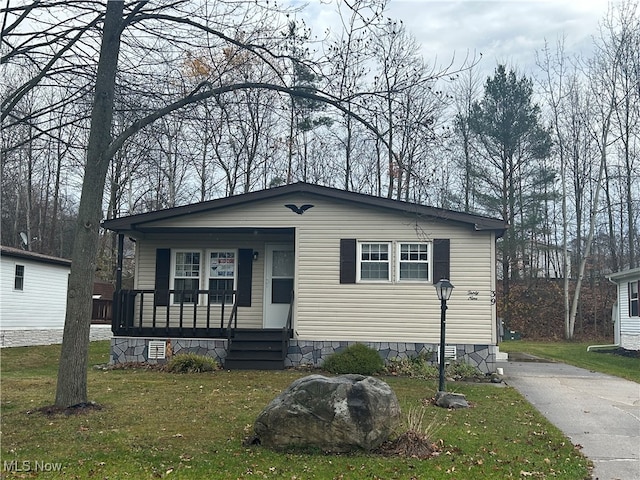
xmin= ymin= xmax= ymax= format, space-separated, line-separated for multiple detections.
xmin=28 ymin=401 xmax=103 ymax=417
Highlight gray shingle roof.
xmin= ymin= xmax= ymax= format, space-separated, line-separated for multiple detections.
xmin=102 ymin=182 xmax=507 ymax=236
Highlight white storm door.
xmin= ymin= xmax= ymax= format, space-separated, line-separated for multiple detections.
xmin=263 ymin=244 xmax=295 ymax=328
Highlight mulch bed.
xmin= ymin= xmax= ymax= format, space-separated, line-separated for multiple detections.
xmin=597 ymin=347 xmax=640 ymax=359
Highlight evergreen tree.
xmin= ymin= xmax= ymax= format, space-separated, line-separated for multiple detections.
xmin=468 ymin=65 xmax=552 ymax=322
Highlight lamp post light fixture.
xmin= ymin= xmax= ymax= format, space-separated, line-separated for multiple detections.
xmin=434 ymin=278 xmax=454 ymax=392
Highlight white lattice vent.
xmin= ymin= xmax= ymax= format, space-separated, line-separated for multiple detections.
xmin=437 ymin=345 xmax=457 ymax=364
xmin=148 ymin=340 xmax=167 ymax=359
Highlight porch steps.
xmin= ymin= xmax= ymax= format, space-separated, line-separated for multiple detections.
xmin=224 ymin=329 xmax=288 ymax=370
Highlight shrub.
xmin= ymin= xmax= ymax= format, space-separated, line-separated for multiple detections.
xmin=322 ymin=343 xmax=384 ymax=375
xmin=384 ymin=352 xmax=437 ymax=379
xmin=166 ymin=353 xmax=219 ymax=373
xmin=384 ymin=355 xmax=483 ymax=381
xmin=446 ymin=361 xmax=483 ymax=380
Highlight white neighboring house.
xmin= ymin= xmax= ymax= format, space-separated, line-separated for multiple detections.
xmin=607 ymin=267 xmax=640 ymax=351
xmin=0 ymin=246 xmax=71 ymax=329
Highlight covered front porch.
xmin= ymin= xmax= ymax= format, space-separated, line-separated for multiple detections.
xmin=111 ymin=287 xmax=294 ymax=369
xmin=109 ymin=226 xmax=296 ymax=368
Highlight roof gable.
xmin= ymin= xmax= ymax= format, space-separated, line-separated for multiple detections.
xmin=102 ymin=182 xmax=507 ymax=235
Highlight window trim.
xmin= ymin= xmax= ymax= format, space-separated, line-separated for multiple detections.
xmin=357 ymin=242 xmax=391 ymax=282
xmin=207 ymin=249 xmax=237 ymax=304
xmin=168 ymin=249 xmax=241 ymax=305
xmin=14 ymin=264 xmax=24 ymax=291
xmin=397 ymin=242 xmax=431 ymax=283
xmin=630 ymin=280 xmax=639 ymax=317
xmin=171 ymin=250 xmax=201 ymax=305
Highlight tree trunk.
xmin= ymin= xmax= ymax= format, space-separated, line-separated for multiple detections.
xmin=568 ymin=113 xmax=610 ymax=340
xmin=55 ymin=0 xmax=123 ymax=408
xmin=602 ymin=158 xmax=619 ymax=272
xmin=344 ymin=112 xmax=352 ymax=191
xmin=287 ymin=98 xmax=295 ymax=183
xmin=49 ymin=141 xmax=63 ymax=255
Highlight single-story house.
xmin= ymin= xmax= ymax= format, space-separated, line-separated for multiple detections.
xmin=607 ymin=267 xmax=640 ymax=351
xmin=0 ymin=246 xmax=71 ymax=330
xmin=102 ymin=182 xmax=507 ymax=372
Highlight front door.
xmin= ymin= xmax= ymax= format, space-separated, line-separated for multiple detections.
xmin=264 ymin=244 xmax=295 ymax=328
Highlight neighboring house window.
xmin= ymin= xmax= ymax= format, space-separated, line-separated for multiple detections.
xmin=358 ymin=243 xmax=390 ymax=281
xmin=208 ymin=251 xmax=236 ymax=304
xmin=173 ymin=251 xmax=200 ymax=304
xmin=398 ymin=243 xmax=430 ymax=281
xmin=630 ymin=281 xmax=639 ymax=317
xmin=14 ymin=264 xmax=24 ymax=290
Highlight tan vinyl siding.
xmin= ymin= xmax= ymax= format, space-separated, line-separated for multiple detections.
xmin=292 ymin=198 xmax=495 ymax=344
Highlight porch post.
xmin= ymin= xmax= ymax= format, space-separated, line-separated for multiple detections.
xmin=112 ymin=233 xmax=124 ymax=333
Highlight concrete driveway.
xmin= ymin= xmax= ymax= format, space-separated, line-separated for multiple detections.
xmin=504 ymin=357 xmax=640 ymax=480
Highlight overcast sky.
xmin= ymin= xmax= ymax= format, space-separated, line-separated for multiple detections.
xmin=296 ymin=0 xmax=611 ymax=78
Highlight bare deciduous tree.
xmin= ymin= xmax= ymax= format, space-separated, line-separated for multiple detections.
xmin=2 ymin=0 xmax=413 ymax=407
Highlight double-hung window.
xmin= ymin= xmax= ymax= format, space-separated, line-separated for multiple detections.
xmin=208 ymin=251 xmax=236 ymax=304
xmin=173 ymin=251 xmax=200 ymax=304
xmin=630 ymin=281 xmax=639 ymax=317
xmin=398 ymin=243 xmax=430 ymax=281
xmin=14 ymin=264 xmax=24 ymax=290
xmin=358 ymin=243 xmax=390 ymax=281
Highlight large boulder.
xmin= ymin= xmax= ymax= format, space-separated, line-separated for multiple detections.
xmin=254 ymin=374 xmax=401 ymax=452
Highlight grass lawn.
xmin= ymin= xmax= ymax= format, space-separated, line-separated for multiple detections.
xmin=500 ymin=341 xmax=640 ymax=383
xmin=1 ymin=341 xmax=591 ymax=479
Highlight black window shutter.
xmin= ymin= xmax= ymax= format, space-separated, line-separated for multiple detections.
xmin=433 ymin=239 xmax=450 ymax=284
xmin=237 ymin=248 xmax=253 ymax=307
xmin=340 ymin=239 xmax=357 ymax=284
xmin=155 ymin=248 xmax=171 ymax=306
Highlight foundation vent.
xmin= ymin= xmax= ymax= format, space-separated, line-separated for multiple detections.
xmin=148 ymin=340 xmax=167 ymax=360
xmin=437 ymin=345 xmax=457 ymax=364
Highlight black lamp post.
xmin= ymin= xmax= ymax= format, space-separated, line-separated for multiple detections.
xmin=435 ymin=278 xmax=454 ymax=392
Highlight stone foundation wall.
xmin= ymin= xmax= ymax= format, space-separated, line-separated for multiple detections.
xmin=111 ymin=337 xmax=498 ymax=373
xmin=111 ymin=337 xmax=228 ymax=365
xmin=285 ymin=340 xmax=498 ymax=374
xmin=621 ymin=333 xmax=640 ymax=351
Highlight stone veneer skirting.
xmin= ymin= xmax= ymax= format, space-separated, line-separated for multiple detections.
xmin=285 ymin=340 xmax=498 ymax=374
xmin=621 ymin=333 xmax=640 ymax=351
xmin=110 ymin=337 xmax=499 ymax=373
xmin=111 ymin=337 xmax=228 ymax=365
